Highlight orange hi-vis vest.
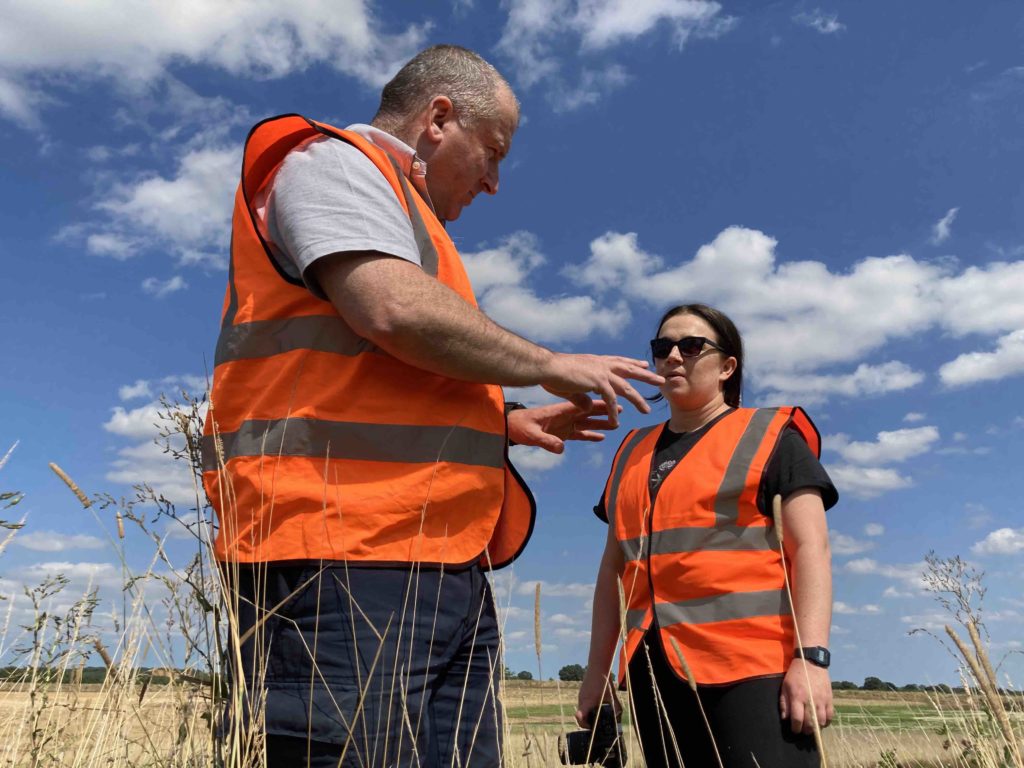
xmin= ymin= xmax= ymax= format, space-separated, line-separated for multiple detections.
xmin=603 ymin=407 xmax=820 ymax=686
xmin=201 ymin=114 xmax=535 ymax=568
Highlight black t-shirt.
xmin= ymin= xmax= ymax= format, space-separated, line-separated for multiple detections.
xmin=594 ymin=409 xmax=838 ymax=523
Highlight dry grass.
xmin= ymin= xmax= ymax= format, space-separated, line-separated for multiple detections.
xmin=1 ymin=403 xmax=1022 ymax=767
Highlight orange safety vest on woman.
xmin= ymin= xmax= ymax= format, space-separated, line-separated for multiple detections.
xmin=201 ymin=114 xmax=535 ymax=568
xmin=602 ymin=407 xmax=820 ymax=686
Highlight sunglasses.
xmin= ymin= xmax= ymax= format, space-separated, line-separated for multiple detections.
xmin=650 ymin=336 xmax=725 ymax=359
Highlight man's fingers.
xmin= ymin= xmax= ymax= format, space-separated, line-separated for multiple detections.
xmin=611 ymin=376 xmax=650 ymax=415
xmin=571 ymin=430 xmax=606 ymax=442
xmin=598 ymin=385 xmax=620 ymax=427
xmin=779 ymin=691 xmax=788 ymax=720
xmin=560 ymin=391 xmax=594 ymax=411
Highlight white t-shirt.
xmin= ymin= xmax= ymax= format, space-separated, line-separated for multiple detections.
xmin=255 ymin=124 xmax=430 ymax=298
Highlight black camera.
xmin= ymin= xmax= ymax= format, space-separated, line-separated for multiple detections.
xmin=558 ymin=704 xmax=626 ymax=767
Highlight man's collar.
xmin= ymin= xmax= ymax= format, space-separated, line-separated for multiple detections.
xmin=345 ymin=123 xmax=428 ymax=191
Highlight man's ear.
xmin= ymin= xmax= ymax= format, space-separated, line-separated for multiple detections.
xmin=425 ymin=95 xmax=455 ymax=145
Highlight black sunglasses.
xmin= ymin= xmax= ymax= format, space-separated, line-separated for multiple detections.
xmin=650 ymin=336 xmax=725 ymax=359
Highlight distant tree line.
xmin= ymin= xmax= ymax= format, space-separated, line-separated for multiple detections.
xmin=0 ymin=666 xmax=177 ymax=685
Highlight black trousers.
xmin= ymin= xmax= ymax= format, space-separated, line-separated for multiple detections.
xmin=228 ymin=563 xmax=503 ymax=768
xmin=627 ymin=634 xmax=819 ymax=768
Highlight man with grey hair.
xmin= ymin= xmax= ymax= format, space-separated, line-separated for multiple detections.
xmin=207 ymin=44 xmax=661 ymax=767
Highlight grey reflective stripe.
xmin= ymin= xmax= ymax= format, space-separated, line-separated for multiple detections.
xmin=201 ymin=419 xmax=505 ymax=472
xmin=389 ymin=156 xmax=439 ymax=277
xmin=654 ymin=588 xmax=790 ymax=627
xmin=606 ymin=426 xmax=659 ymax=527
xmin=713 ymin=408 xmax=779 ymax=526
xmin=223 ymin=235 xmax=239 ymax=328
xmin=621 ymin=524 xmax=778 ymax=561
xmin=215 ymin=315 xmax=372 ymax=366
xmin=620 ymin=537 xmax=645 ymax=562
xmin=625 ymin=608 xmax=647 ymax=632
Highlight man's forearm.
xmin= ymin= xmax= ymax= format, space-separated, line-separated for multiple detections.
xmin=313 ymin=252 xmax=555 ymax=385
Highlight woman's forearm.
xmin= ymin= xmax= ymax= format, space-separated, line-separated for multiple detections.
xmin=586 ymin=555 xmax=623 ymax=677
xmin=782 ymin=490 xmax=832 ymax=649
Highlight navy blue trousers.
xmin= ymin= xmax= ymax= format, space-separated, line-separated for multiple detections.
xmin=229 ymin=563 xmax=503 ymax=767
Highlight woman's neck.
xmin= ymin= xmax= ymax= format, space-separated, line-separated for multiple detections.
xmin=667 ymin=398 xmax=731 ymax=434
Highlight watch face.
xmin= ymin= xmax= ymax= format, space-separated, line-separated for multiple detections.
xmin=797 ymin=647 xmax=830 ymax=667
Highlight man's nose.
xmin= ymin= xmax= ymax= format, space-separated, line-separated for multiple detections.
xmin=481 ymin=164 xmax=499 ymax=195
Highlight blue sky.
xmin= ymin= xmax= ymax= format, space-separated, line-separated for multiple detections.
xmin=2 ymin=1 xmax=1023 ymax=686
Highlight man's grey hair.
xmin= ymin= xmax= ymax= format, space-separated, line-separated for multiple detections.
xmin=372 ymin=44 xmax=518 ymax=132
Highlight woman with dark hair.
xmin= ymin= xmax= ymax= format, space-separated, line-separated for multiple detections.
xmin=576 ymin=304 xmax=838 ymax=768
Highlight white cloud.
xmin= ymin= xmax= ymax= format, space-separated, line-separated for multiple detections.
xmin=516 ymin=580 xmax=595 ymax=598
xmin=509 ymin=445 xmax=566 ymax=472
xmin=827 ymin=465 xmax=912 ymax=500
xmin=939 ymin=329 xmax=1024 ymax=388
xmin=833 ymin=601 xmax=880 ymax=615
xmin=573 ymin=0 xmax=726 ymax=50
xmin=552 ymin=65 xmax=630 ymax=112
xmin=826 ymin=426 xmax=939 ymax=465
xmin=864 ymin=523 xmax=885 ymax=537
xmin=548 ymin=613 xmax=578 ymax=625
xmin=964 ymin=503 xmax=993 ymax=529
xmin=757 ymin=361 xmax=924 ymax=405
xmin=141 ymin=275 xmax=188 ymax=298
xmin=106 ymin=440 xmax=202 ymax=506
xmin=103 ymin=380 xmax=208 ymax=505
xmin=931 ymin=207 xmax=959 ymax=245
xmin=13 ymin=531 xmax=105 ymax=553
xmin=936 ymin=261 xmax=1024 ymax=337
xmin=882 ymin=586 xmax=914 ymax=598
xmin=119 ymin=380 xmax=154 ymax=401
xmin=844 ymin=557 xmax=927 ymax=590
xmin=100 ymin=146 xmax=238 ymax=269
xmin=0 ymin=1 xmax=429 ymax=126
xmin=495 ymin=0 xmax=731 ymax=107
xmin=554 ymin=627 xmax=590 ymax=640
xmin=971 ymin=528 xmax=1024 ymax=556
xmin=558 ymin=226 xmax=1024 ymax=392
xmin=104 ymin=403 xmax=165 ymax=440
xmin=568 ymin=227 xmax=946 ymax=380
xmin=903 ymin=412 xmax=926 ymax=423
xmin=0 ymin=74 xmax=46 ymax=127
xmin=462 ymin=232 xmax=545 ymax=295
xmin=462 ymin=234 xmax=630 ymax=343
xmin=19 ymin=561 xmax=122 ymax=590
xmin=792 ymin=9 xmax=845 ymax=34
xmin=830 ymin=532 xmax=874 ymax=556
xmin=85 ymin=233 xmax=136 ymax=260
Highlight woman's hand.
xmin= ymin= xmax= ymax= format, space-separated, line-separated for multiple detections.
xmin=575 ymin=670 xmax=621 ymax=728
xmin=780 ymin=660 xmax=834 ymax=734
xmin=507 ymin=399 xmax=623 ymax=454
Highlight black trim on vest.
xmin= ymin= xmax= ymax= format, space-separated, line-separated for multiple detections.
xmin=488 ymin=449 xmax=538 ymax=571
xmin=239 ymin=113 xmax=308 ymax=287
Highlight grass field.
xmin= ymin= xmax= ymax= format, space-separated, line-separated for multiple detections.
xmin=2 ymin=417 xmax=1021 ymax=767
xmin=0 ymin=681 xmax=1011 ymax=766
xmin=500 ymin=681 xmax=1024 ymax=767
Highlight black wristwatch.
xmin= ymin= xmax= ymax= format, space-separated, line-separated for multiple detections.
xmin=794 ymin=646 xmax=830 ymax=669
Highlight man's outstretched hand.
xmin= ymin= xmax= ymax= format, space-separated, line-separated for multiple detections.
xmin=540 ymin=354 xmax=664 ymax=427
xmin=507 ymin=399 xmax=624 ymax=453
